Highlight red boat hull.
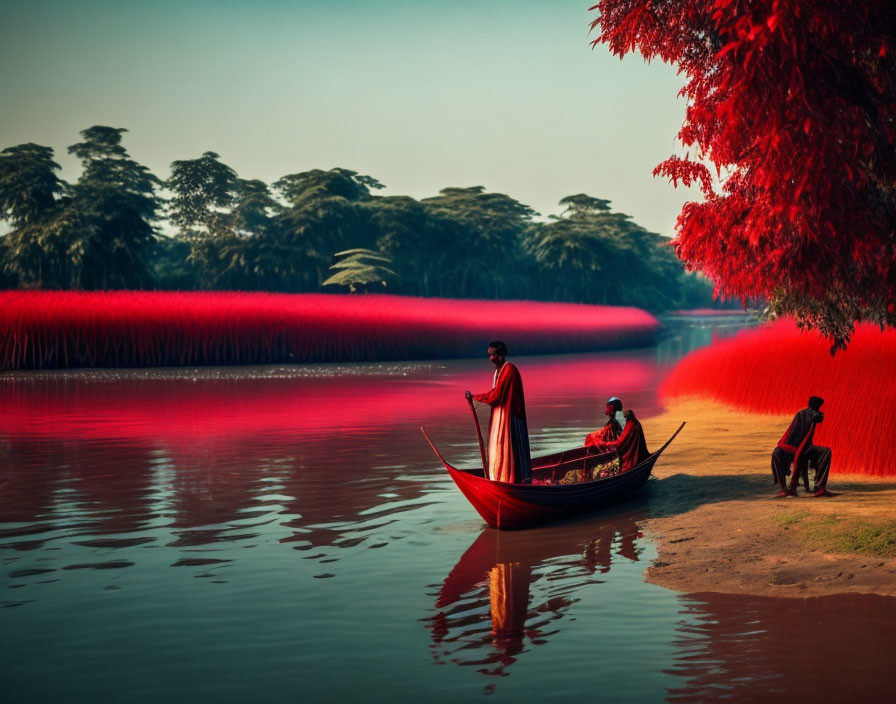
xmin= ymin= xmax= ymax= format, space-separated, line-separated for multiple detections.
xmin=423 ymin=423 xmax=684 ymax=529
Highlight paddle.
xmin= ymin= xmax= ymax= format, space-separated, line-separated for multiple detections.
xmin=466 ymin=393 xmax=489 ymax=479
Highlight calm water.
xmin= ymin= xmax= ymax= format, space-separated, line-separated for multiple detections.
xmin=2 ymin=316 xmax=893 ymax=702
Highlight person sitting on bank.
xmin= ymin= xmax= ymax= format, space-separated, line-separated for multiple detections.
xmin=603 ymin=409 xmax=649 ymax=472
xmin=771 ymin=395 xmax=833 ymax=498
xmin=584 ymin=397 xmax=623 ymax=448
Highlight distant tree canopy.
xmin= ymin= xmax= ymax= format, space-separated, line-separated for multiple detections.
xmin=0 ymin=128 xmax=160 ymax=289
xmin=590 ymin=0 xmax=896 ymax=348
xmin=0 ymin=125 xmax=721 ymax=312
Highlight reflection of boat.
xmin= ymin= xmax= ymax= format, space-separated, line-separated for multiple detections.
xmin=421 ymin=422 xmax=684 ymax=529
xmin=426 ymin=514 xmax=644 ymax=682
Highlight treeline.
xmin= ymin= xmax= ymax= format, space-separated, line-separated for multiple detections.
xmin=0 ymin=126 xmax=716 ymax=310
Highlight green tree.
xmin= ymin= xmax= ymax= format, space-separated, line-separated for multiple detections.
xmin=153 ymin=235 xmax=194 ymax=290
xmin=525 ymin=194 xmax=705 ymax=310
xmin=167 ymin=151 xmax=239 ymax=288
xmin=524 ymin=195 xmax=623 ymax=303
xmin=167 ymin=152 xmax=283 ymax=290
xmin=420 ymin=186 xmax=536 ymax=298
xmin=66 ymin=126 xmax=160 ymax=289
xmin=0 ymin=143 xmax=70 ymax=287
xmin=322 ymin=248 xmax=397 ymax=292
xmin=219 ymin=178 xmax=283 ymax=290
xmin=271 ymin=168 xmax=383 ymax=291
xmin=364 ymin=195 xmax=439 ymax=296
xmin=167 ymin=151 xmax=239 ymax=238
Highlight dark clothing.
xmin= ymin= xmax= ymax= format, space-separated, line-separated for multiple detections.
xmin=802 ymin=445 xmax=832 ymax=492
xmin=778 ymin=407 xmax=824 ymax=454
xmin=772 ymin=447 xmax=810 ymax=491
xmin=771 ymin=407 xmax=831 ymax=492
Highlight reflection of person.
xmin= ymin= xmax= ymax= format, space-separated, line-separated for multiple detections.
xmin=488 ymin=562 xmax=530 ymax=654
xmin=465 ymin=341 xmax=532 ymax=483
xmin=428 ymin=515 xmax=644 ymax=681
xmin=584 ymin=397 xmax=623 ymax=448
xmin=604 ymin=409 xmax=649 ymax=472
xmin=771 ymin=396 xmax=833 ymax=497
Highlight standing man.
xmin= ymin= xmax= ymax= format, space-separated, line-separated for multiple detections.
xmin=465 ymin=341 xmax=532 ymax=483
xmin=771 ymin=396 xmax=833 ymax=497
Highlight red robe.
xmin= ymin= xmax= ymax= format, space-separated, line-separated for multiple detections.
xmin=584 ymin=418 xmax=623 ymax=448
xmin=613 ymin=418 xmax=649 ymax=472
xmin=473 ymin=363 xmax=532 ymax=483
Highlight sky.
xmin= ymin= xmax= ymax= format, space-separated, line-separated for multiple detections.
xmin=0 ymin=0 xmax=699 ymax=236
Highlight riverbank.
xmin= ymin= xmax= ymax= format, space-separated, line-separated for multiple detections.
xmin=641 ymin=399 xmax=896 ymax=597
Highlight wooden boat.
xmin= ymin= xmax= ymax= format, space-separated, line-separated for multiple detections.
xmin=421 ymin=422 xmax=685 ymax=529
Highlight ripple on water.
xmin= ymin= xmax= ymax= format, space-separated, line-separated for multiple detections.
xmin=170 ymin=558 xmax=233 ymax=567
xmin=61 ymin=560 xmax=135 ymax=570
xmin=8 ymin=568 xmax=56 ymax=578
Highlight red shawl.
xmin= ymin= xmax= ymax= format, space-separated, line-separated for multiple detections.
xmin=614 ymin=418 xmax=649 ymax=472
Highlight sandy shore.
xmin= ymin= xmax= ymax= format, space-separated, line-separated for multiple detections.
xmin=639 ymin=399 xmax=896 ymax=597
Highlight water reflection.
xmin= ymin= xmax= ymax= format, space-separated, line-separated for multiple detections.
xmin=0 ymin=351 xmax=669 ymax=557
xmin=0 ymin=438 xmax=159 ymax=551
xmin=426 ymin=511 xmax=644 ymax=682
xmin=7 ymin=318 xmax=794 ymax=701
xmin=0 ymin=353 xmax=665 ymax=441
xmin=656 ymin=313 xmax=755 ymax=366
xmin=667 ymin=592 xmax=896 ymax=703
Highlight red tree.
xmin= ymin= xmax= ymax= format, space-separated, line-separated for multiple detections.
xmin=590 ymin=0 xmax=895 ymax=349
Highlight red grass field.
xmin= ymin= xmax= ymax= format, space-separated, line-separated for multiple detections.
xmin=0 ymin=291 xmax=659 ymax=370
xmin=661 ymin=320 xmax=896 ymax=476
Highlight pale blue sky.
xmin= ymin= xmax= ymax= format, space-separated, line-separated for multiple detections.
xmin=0 ymin=0 xmax=698 ymax=234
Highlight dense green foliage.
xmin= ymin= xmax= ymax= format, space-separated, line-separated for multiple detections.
xmin=0 ymin=126 xmax=718 ymax=311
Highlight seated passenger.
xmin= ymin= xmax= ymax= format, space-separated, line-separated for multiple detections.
xmin=584 ymin=397 xmax=623 ymax=448
xmin=604 ymin=409 xmax=649 ymax=472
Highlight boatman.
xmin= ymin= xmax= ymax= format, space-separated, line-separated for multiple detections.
xmin=465 ymin=341 xmax=532 ymax=483
xmin=771 ymin=396 xmax=833 ymax=498
xmin=584 ymin=397 xmax=624 ymax=448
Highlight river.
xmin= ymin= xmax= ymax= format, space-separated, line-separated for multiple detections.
xmin=2 ymin=315 xmax=893 ymax=702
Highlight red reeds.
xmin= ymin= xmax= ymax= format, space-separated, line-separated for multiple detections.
xmin=661 ymin=320 xmax=896 ymax=475
xmin=0 ymin=291 xmax=659 ymax=370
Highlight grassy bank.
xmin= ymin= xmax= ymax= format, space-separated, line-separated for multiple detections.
xmin=773 ymin=511 xmax=896 ymax=557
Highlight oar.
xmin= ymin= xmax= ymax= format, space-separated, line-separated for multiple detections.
xmin=466 ymin=394 xmax=489 ymax=479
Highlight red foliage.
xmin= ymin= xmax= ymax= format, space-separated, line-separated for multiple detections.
xmin=590 ymin=1 xmax=896 ymax=336
xmin=0 ymin=291 xmax=658 ymax=370
xmin=661 ymin=320 xmax=896 ymax=475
